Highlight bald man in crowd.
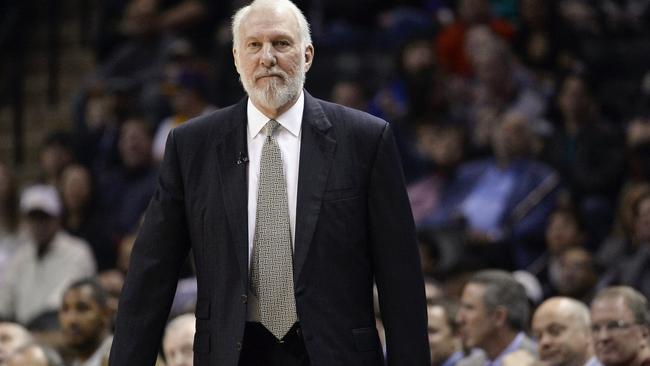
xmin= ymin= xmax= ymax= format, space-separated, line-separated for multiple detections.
xmin=532 ymin=297 xmax=601 ymax=366
xmin=0 ymin=322 xmax=33 ymax=365
xmin=6 ymin=344 xmax=48 ymax=366
xmin=163 ymin=314 xmax=196 ymax=366
xmin=590 ymin=286 xmax=650 ymax=366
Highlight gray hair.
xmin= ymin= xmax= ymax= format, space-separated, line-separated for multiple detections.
xmin=592 ymin=286 xmax=650 ymax=326
xmin=231 ymin=0 xmax=312 ymax=50
xmin=469 ymin=269 xmax=530 ymax=331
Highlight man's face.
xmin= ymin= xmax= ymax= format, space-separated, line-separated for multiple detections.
xmin=456 ymin=283 xmax=495 ymax=349
xmin=59 ymin=285 xmax=108 ymax=350
xmin=555 ymin=248 xmax=596 ymax=298
xmin=428 ymin=305 xmax=459 ymax=365
xmin=0 ymin=323 xmax=31 ymax=365
xmin=163 ymin=320 xmax=195 ymax=366
xmin=532 ymin=301 xmax=591 ymax=366
xmin=591 ymin=297 xmax=647 ymax=366
xmin=233 ymin=5 xmax=313 ymax=115
xmin=119 ymin=120 xmax=152 ymax=169
xmin=25 ymin=212 xmax=59 ymax=248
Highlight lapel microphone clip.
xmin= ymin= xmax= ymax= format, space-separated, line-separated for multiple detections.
xmin=236 ymin=152 xmax=249 ymax=165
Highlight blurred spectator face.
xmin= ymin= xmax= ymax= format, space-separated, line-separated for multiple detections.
xmin=555 ymin=247 xmax=597 ymax=298
xmin=532 ymin=298 xmax=592 ymax=366
xmin=6 ymin=345 xmax=47 ymax=366
xmin=59 ymin=284 xmax=109 ymax=350
xmin=558 ymin=76 xmax=592 ymax=122
xmin=97 ymin=270 xmax=124 ymax=321
xmin=233 ymin=5 xmax=312 ymax=116
xmin=40 ymin=143 xmax=73 ymax=185
xmin=456 ymin=283 xmax=494 ymax=350
xmin=591 ymin=295 xmax=648 ymax=365
xmin=472 ymin=41 xmax=511 ymax=92
xmin=491 ymin=112 xmax=531 ymax=160
xmin=459 ymin=0 xmax=491 ymax=24
xmin=546 ymin=210 xmax=585 ymax=255
xmin=119 ymin=119 xmax=153 ymax=170
xmin=331 ymin=81 xmax=366 ymax=111
xmin=428 ymin=305 xmax=460 ymax=365
xmin=634 ymin=195 xmax=650 ymax=243
xmin=60 ymin=165 xmax=92 ymax=213
xmin=26 ymin=212 xmax=59 ymax=248
xmin=402 ymin=40 xmax=434 ymax=77
xmin=163 ymin=315 xmax=196 ymax=366
xmin=417 ymin=125 xmax=465 ymax=169
xmin=0 ymin=323 xmax=32 ymax=365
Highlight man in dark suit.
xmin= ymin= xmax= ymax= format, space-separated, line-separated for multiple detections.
xmin=108 ymin=0 xmax=429 ymax=365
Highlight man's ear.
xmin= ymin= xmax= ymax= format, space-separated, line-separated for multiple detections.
xmin=492 ymin=306 xmax=508 ymax=328
xmin=303 ymin=44 xmax=314 ymax=72
xmin=232 ymin=47 xmax=241 ymax=74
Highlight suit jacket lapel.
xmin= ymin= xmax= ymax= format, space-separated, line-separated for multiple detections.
xmin=294 ymin=92 xmax=336 ymax=283
xmin=214 ymin=97 xmax=249 ymax=289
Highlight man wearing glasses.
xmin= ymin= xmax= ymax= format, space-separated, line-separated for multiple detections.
xmin=590 ymin=286 xmax=650 ymax=366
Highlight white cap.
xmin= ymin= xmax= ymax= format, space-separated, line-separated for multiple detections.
xmin=20 ymin=184 xmax=62 ymax=217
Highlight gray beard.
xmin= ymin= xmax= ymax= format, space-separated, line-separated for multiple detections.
xmin=241 ymin=68 xmax=305 ymax=111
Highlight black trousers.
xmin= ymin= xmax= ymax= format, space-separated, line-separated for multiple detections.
xmin=238 ymin=322 xmax=310 ymax=366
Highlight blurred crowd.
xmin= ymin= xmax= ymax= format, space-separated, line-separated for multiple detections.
xmin=1 ymin=0 xmax=650 ymax=364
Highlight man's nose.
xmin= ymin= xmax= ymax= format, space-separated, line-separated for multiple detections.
xmin=260 ymin=44 xmax=276 ymax=67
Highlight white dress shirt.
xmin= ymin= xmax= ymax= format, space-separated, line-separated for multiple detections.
xmin=246 ymin=91 xmax=303 ymax=268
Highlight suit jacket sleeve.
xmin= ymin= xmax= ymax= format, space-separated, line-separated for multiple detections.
xmin=109 ymin=129 xmax=191 ymax=365
xmin=368 ymin=124 xmax=429 ymax=365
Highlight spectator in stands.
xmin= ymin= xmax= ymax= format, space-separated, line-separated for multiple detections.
xmin=98 ymin=117 xmax=158 ymax=240
xmin=513 ymin=0 xmax=577 ymax=79
xmin=96 ymin=270 xmax=124 ymax=328
xmin=427 ymin=299 xmax=464 ymax=366
xmin=551 ymin=246 xmax=599 ymax=304
xmin=39 ymin=131 xmax=75 ymax=187
xmin=152 ymin=67 xmax=217 ymax=162
xmin=527 ymin=205 xmax=587 ymax=296
xmin=543 ymin=73 xmax=626 ymax=244
xmin=605 ymin=191 xmax=650 ymax=300
xmin=424 ymin=112 xmax=560 ymax=269
xmin=0 ymin=163 xmax=20 ymax=285
xmin=596 ymin=182 xmax=650 ymax=270
xmin=464 ymin=38 xmax=550 ymax=153
xmin=435 ymin=0 xmax=514 ymax=77
xmin=60 ymin=165 xmax=114 ymax=271
xmin=456 ymin=270 xmax=536 ymax=365
xmin=0 ymin=185 xmax=96 ymax=325
xmin=162 ymin=313 xmax=195 ymax=366
xmin=59 ymin=279 xmax=112 ymax=366
xmin=590 ymin=286 xmax=650 ymax=366
xmin=0 ymin=322 xmax=32 ymax=365
xmin=409 ymin=124 xmax=466 ymax=226
xmin=330 ymin=79 xmax=368 ymax=112
xmin=532 ymin=297 xmax=600 ymax=366
xmin=5 ymin=343 xmax=49 ymax=366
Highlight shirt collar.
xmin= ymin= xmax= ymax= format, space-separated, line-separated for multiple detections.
xmin=247 ymin=90 xmax=304 ymax=139
xmin=486 ymin=332 xmax=526 ymax=366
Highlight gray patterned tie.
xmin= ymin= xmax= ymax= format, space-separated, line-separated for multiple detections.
xmin=250 ymin=119 xmax=298 ymax=340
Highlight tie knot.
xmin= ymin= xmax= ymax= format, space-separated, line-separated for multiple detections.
xmin=265 ymin=120 xmax=280 ymax=138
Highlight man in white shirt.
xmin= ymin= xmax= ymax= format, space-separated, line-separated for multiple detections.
xmin=0 ymin=185 xmax=96 ymax=325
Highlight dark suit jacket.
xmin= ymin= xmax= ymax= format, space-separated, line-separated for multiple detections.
xmin=109 ymin=91 xmax=429 ymax=366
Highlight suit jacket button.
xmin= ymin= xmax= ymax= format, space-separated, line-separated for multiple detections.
xmin=241 ymin=294 xmax=248 ymax=304
xmin=237 ymin=341 xmax=243 ymax=351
